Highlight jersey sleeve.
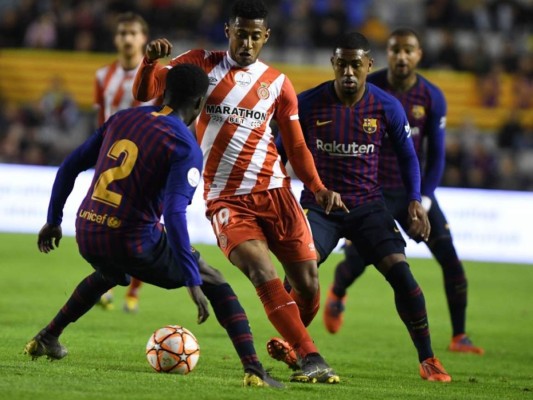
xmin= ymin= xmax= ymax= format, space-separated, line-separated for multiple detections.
xmin=94 ymin=74 xmax=105 ymax=126
xmin=421 ymin=86 xmax=447 ymax=196
xmin=386 ymin=100 xmax=421 ymax=202
xmin=275 ymin=78 xmax=325 ymax=193
xmin=162 ymin=137 xmax=203 ymax=287
xmin=47 ymin=127 xmax=104 ymax=226
xmin=132 ymin=57 xmax=170 ymax=102
xmin=133 ymin=50 xmax=207 ymax=102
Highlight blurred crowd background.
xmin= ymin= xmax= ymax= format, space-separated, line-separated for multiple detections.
xmin=0 ymin=0 xmax=532 ymax=190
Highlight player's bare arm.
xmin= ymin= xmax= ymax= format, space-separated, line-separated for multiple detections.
xmin=406 ymin=200 xmax=430 ymax=241
xmin=37 ymin=223 xmax=62 ymax=254
xmin=146 ymin=38 xmax=173 ymax=62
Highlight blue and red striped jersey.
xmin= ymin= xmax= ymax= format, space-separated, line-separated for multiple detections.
xmin=368 ymin=69 xmax=447 ymax=196
xmin=46 ymin=105 xmax=203 ymax=286
xmin=278 ymin=81 xmax=420 ymax=210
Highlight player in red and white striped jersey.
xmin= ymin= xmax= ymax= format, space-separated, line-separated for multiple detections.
xmin=94 ymin=13 xmax=158 ymax=126
xmin=134 ymin=0 xmax=347 ymax=384
xmin=94 ymin=12 xmax=159 ymax=312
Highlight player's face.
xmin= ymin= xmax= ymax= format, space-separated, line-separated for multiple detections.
xmin=331 ymin=48 xmax=373 ymax=98
xmin=114 ymin=22 xmax=147 ymax=58
xmin=225 ymin=17 xmax=270 ymax=67
xmin=387 ymin=35 xmax=422 ymax=80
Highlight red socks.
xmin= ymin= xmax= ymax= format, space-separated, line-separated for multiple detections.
xmin=256 ymin=278 xmax=317 ymax=356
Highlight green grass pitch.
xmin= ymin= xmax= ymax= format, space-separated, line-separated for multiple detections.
xmin=1 ymin=233 xmax=532 ymax=400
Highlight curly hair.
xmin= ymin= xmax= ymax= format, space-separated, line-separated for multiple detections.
xmin=230 ymin=0 xmax=268 ymax=22
xmin=333 ymin=32 xmax=371 ymax=54
xmin=389 ymin=28 xmax=422 ymax=47
xmin=165 ymin=64 xmax=209 ymax=106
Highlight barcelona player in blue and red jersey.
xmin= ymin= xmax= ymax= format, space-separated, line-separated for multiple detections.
xmin=325 ymin=28 xmax=484 ymax=355
xmin=23 ymin=64 xmax=282 ymax=388
xmin=273 ymin=32 xmax=451 ymax=382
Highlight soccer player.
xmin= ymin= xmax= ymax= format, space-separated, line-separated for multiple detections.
xmin=23 ymin=64 xmax=283 ymax=388
xmin=94 ymin=12 xmax=159 ymax=312
xmin=275 ymin=32 xmax=452 ymax=382
xmin=324 ymin=28 xmax=484 ymax=355
xmin=133 ymin=0 xmax=346 ymax=384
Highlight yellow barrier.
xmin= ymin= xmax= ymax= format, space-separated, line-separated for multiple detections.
xmin=0 ymin=49 xmax=530 ymax=129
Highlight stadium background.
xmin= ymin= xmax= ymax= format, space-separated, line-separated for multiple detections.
xmin=0 ymin=0 xmax=532 ymax=263
xmin=1 ymin=3 xmax=533 ymax=399
xmin=0 ymin=0 xmax=532 ymax=189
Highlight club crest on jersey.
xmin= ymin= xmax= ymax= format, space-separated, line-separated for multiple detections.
xmin=362 ymin=118 xmax=378 ymax=134
xmin=257 ymin=82 xmax=270 ymax=100
xmin=412 ymin=105 xmax=425 ymax=119
xmin=234 ymin=71 xmax=252 ymax=87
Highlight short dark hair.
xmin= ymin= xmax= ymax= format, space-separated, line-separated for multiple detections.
xmin=230 ymin=0 xmax=268 ymax=22
xmin=115 ymin=12 xmax=149 ymax=35
xmin=165 ymin=64 xmax=209 ymax=106
xmin=389 ymin=28 xmax=422 ymax=47
xmin=333 ymin=32 xmax=371 ymax=54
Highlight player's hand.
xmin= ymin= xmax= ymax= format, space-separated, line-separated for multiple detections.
xmin=315 ymin=189 xmax=350 ymax=214
xmin=406 ymin=201 xmax=431 ymax=241
xmin=146 ymin=38 xmax=173 ymax=62
xmin=187 ymin=285 xmax=210 ymax=324
xmin=37 ymin=223 xmax=62 ymax=253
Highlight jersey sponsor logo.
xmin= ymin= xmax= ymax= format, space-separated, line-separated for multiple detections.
xmin=412 ymin=105 xmax=425 ymax=119
xmin=316 ymin=139 xmax=375 ymax=157
xmin=187 ymin=168 xmax=200 ymax=187
xmin=205 ymin=104 xmax=267 ymax=126
xmin=78 ymin=209 xmax=121 ymax=228
xmin=208 ymin=77 xmax=218 ymax=86
xmin=362 ymin=118 xmax=377 ymax=134
xmin=257 ymin=82 xmax=270 ymax=100
xmin=234 ymin=71 xmax=252 ymax=87
xmin=316 ymin=119 xmax=333 ymax=126
xmin=107 ymin=216 xmax=122 ymax=229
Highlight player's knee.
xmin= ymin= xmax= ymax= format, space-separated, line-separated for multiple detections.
xmin=286 ymin=260 xmax=319 ymax=298
xmin=376 ymin=253 xmax=406 ymax=275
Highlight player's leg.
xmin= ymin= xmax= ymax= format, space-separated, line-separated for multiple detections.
xmin=207 ymin=192 xmax=338 ymax=383
xmin=324 ymin=242 xmax=367 ymax=333
xmin=24 ymin=265 xmax=121 ymax=360
xmin=426 ymin=199 xmax=483 ymax=354
xmin=124 ymin=278 xmax=143 ymax=313
xmin=194 ymin=249 xmax=283 ymax=388
xmin=356 ymin=201 xmax=451 ymax=381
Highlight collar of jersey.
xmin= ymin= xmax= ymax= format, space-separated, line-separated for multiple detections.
xmin=226 ymin=51 xmax=258 ymax=70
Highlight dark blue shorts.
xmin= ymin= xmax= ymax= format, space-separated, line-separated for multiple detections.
xmin=80 ymin=235 xmax=201 ymax=289
xmin=305 ymin=200 xmax=405 ymax=266
xmin=383 ymin=190 xmax=452 ymax=243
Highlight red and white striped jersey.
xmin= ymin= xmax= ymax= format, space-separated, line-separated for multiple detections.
xmin=94 ymin=61 xmax=157 ymax=125
xmin=165 ymin=50 xmax=298 ymax=200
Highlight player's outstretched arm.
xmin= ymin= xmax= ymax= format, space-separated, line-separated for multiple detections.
xmin=37 ymin=223 xmax=62 ymax=253
xmin=187 ymin=286 xmax=210 ymax=324
xmin=406 ymin=200 xmax=431 ymax=241
xmin=133 ymin=38 xmax=172 ymax=102
xmin=146 ymin=38 xmax=173 ymax=61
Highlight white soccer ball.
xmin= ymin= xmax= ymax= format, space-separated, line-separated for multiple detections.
xmin=146 ymin=325 xmax=200 ymax=374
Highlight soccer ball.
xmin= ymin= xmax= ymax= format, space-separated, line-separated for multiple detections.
xmin=146 ymin=325 xmax=200 ymax=374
